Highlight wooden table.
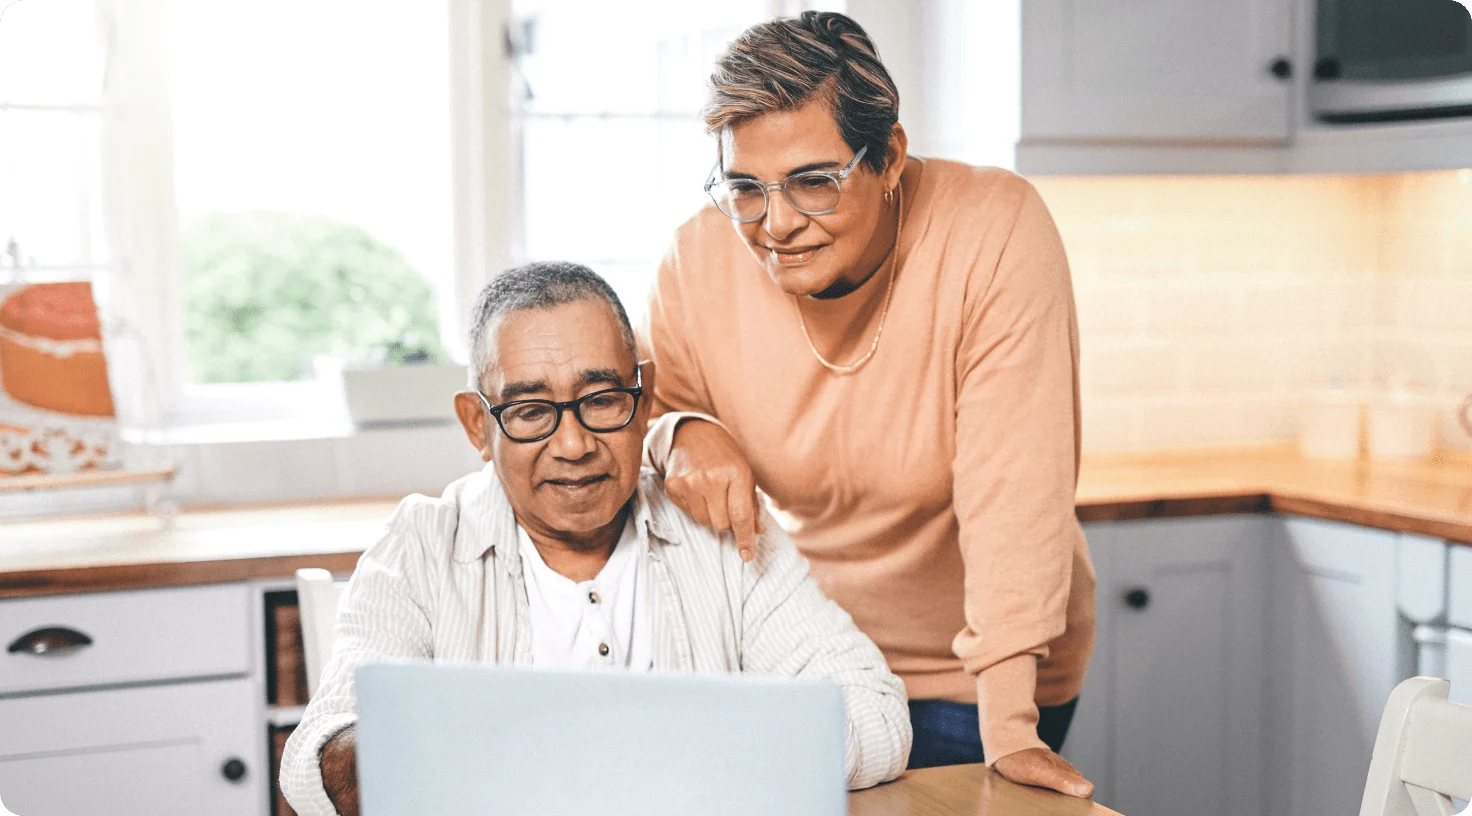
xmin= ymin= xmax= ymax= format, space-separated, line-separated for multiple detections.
xmin=849 ymin=765 xmax=1122 ymax=816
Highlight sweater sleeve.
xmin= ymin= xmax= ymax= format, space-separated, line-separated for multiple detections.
xmin=949 ymin=178 xmax=1086 ymax=764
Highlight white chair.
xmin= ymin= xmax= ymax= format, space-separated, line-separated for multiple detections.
xmin=295 ymin=568 xmax=347 ymax=699
xmin=1359 ymin=677 xmax=1472 ymax=816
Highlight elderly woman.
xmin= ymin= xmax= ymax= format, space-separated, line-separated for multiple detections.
xmin=640 ymin=12 xmax=1097 ymax=797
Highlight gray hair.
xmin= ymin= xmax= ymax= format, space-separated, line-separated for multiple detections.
xmin=467 ymin=261 xmax=638 ymax=390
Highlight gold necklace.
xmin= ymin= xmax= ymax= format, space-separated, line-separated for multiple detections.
xmin=794 ymin=184 xmax=903 ymax=375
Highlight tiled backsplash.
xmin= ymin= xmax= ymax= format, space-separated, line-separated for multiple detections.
xmin=1034 ymin=170 xmax=1472 ymax=453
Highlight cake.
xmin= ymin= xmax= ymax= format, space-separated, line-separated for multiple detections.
xmin=0 ymin=282 xmax=116 ymax=417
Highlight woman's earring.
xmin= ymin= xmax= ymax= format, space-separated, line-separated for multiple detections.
xmin=884 ymin=189 xmax=895 ymax=206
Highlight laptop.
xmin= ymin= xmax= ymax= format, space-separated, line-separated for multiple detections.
xmin=355 ymin=662 xmax=848 ymax=816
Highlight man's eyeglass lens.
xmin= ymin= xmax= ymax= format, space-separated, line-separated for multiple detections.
xmin=500 ymin=391 xmax=637 ymax=441
xmin=711 ymin=174 xmax=842 ymax=222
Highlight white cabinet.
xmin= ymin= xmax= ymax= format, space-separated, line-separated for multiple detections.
xmin=1110 ymin=516 xmax=1267 ymax=816
xmin=1265 ymin=517 xmax=1400 ymax=816
xmin=1443 ymin=545 xmax=1472 ymax=707
xmin=1062 ymin=516 xmax=1267 ymax=816
xmin=1016 ymin=0 xmax=1472 ymax=174
xmin=0 ymin=586 xmax=267 ymax=816
xmin=1020 ymin=0 xmax=1296 ymax=144
xmin=0 ymin=585 xmax=253 ymax=695
xmin=0 ymin=678 xmax=264 ymax=816
xmin=1058 ymin=523 xmax=1115 ymax=802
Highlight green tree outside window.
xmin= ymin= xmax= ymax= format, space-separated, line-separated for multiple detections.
xmin=181 ymin=212 xmax=447 ymax=383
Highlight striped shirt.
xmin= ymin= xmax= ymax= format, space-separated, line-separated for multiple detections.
xmin=279 ymin=465 xmax=912 ymax=815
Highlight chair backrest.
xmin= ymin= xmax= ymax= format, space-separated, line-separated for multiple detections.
xmin=295 ymin=567 xmax=347 ymax=699
xmin=1359 ymin=676 xmax=1472 ymax=816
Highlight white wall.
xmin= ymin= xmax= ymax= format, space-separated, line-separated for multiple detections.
xmin=845 ymin=0 xmax=1020 ymax=168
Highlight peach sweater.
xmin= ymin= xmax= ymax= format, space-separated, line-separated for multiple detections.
xmin=640 ymin=159 xmax=1096 ymax=763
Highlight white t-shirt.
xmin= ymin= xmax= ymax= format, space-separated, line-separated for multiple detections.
xmin=516 ymin=515 xmax=651 ymax=671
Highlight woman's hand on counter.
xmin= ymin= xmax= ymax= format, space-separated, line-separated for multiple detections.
xmin=665 ymin=419 xmax=765 ymax=562
xmin=991 ymin=747 xmax=1094 ymax=799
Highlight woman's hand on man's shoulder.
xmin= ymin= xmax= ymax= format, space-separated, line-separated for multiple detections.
xmin=664 ymin=419 xmax=765 ymax=562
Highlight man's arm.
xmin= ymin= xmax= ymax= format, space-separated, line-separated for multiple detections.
xmin=279 ymin=502 xmax=437 ymax=816
xmin=320 ymin=726 xmax=359 ymax=816
xmin=737 ymin=512 xmax=912 ymax=790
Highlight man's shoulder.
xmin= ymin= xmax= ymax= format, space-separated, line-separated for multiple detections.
xmin=637 ymin=469 xmax=726 ymax=555
xmin=373 ymin=468 xmax=504 ymax=564
xmin=636 ymin=469 xmax=790 ymax=571
xmin=637 ymin=468 xmax=706 ymax=540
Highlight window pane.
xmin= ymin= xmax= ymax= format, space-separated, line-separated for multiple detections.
xmin=591 ymin=262 xmax=663 ymax=328
xmin=168 ymin=0 xmax=454 ymax=384
xmin=521 ymin=116 xmax=714 ymax=265
xmin=0 ymin=0 xmax=105 ymax=106
xmin=513 ymin=0 xmax=771 ymax=115
xmin=516 ymin=1 xmax=774 ymax=327
xmin=0 ymin=113 xmax=107 ymax=266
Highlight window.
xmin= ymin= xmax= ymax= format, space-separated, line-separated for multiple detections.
xmin=166 ymin=0 xmax=456 ymax=385
xmin=5 ymin=0 xmax=863 ymax=439
xmin=0 ymin=0 xmax=108 ymax=273
xmin=510 ymin=0 xmax=821 ymax=325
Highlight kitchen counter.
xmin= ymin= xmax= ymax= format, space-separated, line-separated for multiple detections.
xmin=2 ymin=446 xmax=1469 ymax=598
xmin=1076 ymin=445 xmax=1472 ymax=543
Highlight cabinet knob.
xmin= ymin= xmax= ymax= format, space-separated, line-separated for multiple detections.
xmin=221 ymin=758 xmax=247 ymax=783
xmin=1269 ymin=57 xmax=1293 ymax=80
xmin=1124 ymin=588 xmax=1151 ymax=610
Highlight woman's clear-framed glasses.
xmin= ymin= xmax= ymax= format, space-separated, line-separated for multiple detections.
xmin=703 ymin=145 xmax=868 ymax=223
xmin=475 ymin=368 xmax=643 ymax=444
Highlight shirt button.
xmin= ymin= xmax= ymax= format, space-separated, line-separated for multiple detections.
xmin=589 ymin=590 xmax=600 ymax=605
xmin=598 ymin=642 xmax=610 ymax=657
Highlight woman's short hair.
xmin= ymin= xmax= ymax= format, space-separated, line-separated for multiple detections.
xmin=704 ymin=11 xmax=899 ymax=175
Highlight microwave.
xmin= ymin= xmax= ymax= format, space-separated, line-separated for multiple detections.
xmin=1311 ymin=0 xmax=1472 ymax=123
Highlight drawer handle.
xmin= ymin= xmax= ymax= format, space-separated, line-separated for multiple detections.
xmin=7 ymin=626 xmax=94 ymax=656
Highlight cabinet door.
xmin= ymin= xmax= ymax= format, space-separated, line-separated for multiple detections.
xmin=1021 ymin=0 xmax=1295 ymax=143
xmin=1266 ymin=517 xmax=1399 ymax=816
xmin=1059 ymin=522 xmax=1115 ymax=806
xmin=0 ymin=678 xmax=265 ymax=816
xmin=1108 ymin=516 xmax=1267 ymax=816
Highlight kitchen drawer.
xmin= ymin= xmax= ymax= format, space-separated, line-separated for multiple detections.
xmin=0 ymin=677 xmax=264 ymax=816
xmin=0 ymin=584 xmax=252 ymax=696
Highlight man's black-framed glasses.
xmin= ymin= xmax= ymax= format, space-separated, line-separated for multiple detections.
xmin=703 ymin=145 xmax=868 ymax=223
xmin=476 ymin=368 xmax=642 ymax=443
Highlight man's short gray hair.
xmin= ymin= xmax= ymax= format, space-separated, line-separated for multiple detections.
xmin=467 ymin=261 xmax=638 ymax=390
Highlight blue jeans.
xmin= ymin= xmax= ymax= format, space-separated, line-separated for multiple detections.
xmin=907 ymin=697 xmax=1079 ymax=769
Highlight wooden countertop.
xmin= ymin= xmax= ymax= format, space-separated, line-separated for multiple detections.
xmin=0 ymin=499 xmax=394 ymax=597
xmin=849 ymin=764 xmax=1120 ymax=816
xmin=1075 ymin=445 xmax=1472 ymax=544
xmin=2 ymin=446 xmax=1469 ymax=598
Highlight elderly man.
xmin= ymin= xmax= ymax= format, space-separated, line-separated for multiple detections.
xmin=279 ymin=261 xmax=911 ymax=816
